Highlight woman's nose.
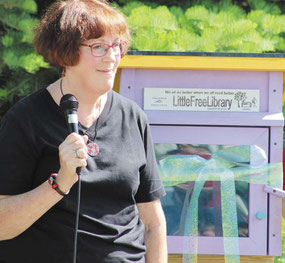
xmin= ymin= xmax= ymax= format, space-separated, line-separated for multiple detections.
xmin=103 ymin=46 xmax=117 ymax=62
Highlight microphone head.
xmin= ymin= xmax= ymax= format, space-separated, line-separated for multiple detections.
xmin=60 ymin=94 xmax=79 ymax=112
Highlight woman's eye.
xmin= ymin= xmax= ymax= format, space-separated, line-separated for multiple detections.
xmin=93 ymin=44 xmax=103 ymax=50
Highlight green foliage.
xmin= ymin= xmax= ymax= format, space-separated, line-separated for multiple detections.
xmin=122 ymin=0 xmax=285 ymax=53
xmin=116 ymin=0 xmax=158 ymax=9
xmin=0 ymin=68 xmax=57 ymax=100
xmin=247 ymin=0 xmax=281 ymax=15
xmin=1 ymin=0 xmax=37 ymax=14
xmin=121 ymin=1 xmax=147 ymax=16
xmin=128 ymin=5 xmax=181 ymax=51
xmin=0 ymin=0 xmax=52 ymax=116
xmin=169 ymin=6 xmax=184 ymax=19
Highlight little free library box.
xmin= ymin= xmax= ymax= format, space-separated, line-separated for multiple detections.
xmin=116 ymin=51 xmax=285 ymax=263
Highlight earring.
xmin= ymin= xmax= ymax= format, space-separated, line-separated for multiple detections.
xmin=61 ymin=69 xmax=66 ymax=78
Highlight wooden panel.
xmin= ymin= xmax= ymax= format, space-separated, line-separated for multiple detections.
xmin=282 ymin=72 xmax=285 ymax=104
xmin=119 ymin=55 xmax=285 ymax=72
xmin=168 ymin=255 xmax=274 ymax=263
xmin=113 ymin=68 xmax=121 ymax=93
xmin=268 ymin=72 xmax=283 ymax=113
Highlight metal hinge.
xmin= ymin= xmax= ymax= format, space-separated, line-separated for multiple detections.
xmin=263 ymin=185 xmax=285 ymax=198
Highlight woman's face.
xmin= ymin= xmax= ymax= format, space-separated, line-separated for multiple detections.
xmin=68 ymin=34 xmax=122 ymax=95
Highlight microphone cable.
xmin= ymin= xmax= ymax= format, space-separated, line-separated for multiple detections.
xmin=59 ymin=93 xmax=82 ymax=263
xmin=73 ymin=168 xmax=82 ymax=263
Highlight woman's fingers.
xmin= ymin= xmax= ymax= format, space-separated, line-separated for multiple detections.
xmin=63 ymin=132 xmax=84 ymax=144
xmin=73 ymin=148 xmax=88 ymax=159
xmin=59 ymin=133 xmax=88 ymax=150
xmin=59 ymin=133 xmax=89 ymax=171
xmin=82 ymin=135 xmax=89 ymax=144
xmin=56 ymin=133 xmax=89 ymax=191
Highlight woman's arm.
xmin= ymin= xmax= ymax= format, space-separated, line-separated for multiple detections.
xmin=137 ymin=199 xmax=168 ymax=263
xmin=0 ymin=133 xmax=88 ymax=241
xmin=0 ymin=182 xmax=63 ymax=240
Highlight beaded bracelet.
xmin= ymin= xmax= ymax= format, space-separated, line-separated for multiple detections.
xmin=48 ymin=173 xmax=70 ymax=196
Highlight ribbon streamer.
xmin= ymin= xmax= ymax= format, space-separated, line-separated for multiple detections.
xmin=158 ymin=145 xmax=283 ymax=263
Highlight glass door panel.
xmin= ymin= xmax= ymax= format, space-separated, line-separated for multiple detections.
xmin=155 ymin=143 xmax=249 ymax=238
xmin=151 ymin=125 xmax=269 ymax=255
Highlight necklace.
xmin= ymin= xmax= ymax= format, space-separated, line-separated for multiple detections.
xmin=79 ymin=121 xmax=100 ymax=157
xmin=60 ymin=78 xmax=100 ymax=156
xmin=60 ymin=78 xmax=64 ymax=96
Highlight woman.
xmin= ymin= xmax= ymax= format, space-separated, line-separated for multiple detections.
xmin=0 ymin=1 xmax=167 ymax=262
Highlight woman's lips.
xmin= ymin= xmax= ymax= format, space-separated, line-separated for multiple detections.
xmin=97 ymin=69 xmax=112 ymax=73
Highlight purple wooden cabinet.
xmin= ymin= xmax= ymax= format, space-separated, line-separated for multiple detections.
xmin=119 ymin=53 xmax=284 ymax=256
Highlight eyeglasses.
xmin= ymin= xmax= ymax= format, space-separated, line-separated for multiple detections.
xmin=81 ymin=41 xmax=127 ymax=57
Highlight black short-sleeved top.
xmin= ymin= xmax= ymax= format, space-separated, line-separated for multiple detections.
xmin=0 ymin=88 xmax=165 ymax=263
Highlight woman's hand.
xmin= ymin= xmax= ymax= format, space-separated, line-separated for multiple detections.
xmin=0 ymin=133 xmax=89 ymax=240
xmin=57 ymin=133 xmax=88 ymax=193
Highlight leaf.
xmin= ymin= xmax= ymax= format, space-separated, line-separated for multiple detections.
xmin=128 ymin=6 xmax=153 ymax=29
xmin=20 ymin=53 xmax=49 ymax=73
xmin=0 ymin=88 xmax=8 ymax=100
xmin=0 ymin=6 xmax=39 ymax=33
xmin=152 ymin=6 xmax=178 ymax=30
xmin=3 ymin=46 xmax=49 ymax=73
xmin=128 ymin=5 xmax=178 ymax=31
xmin=247 ymin=0 xmax=281 ymax=15
xmin=121 ymin=1 xmax=146 ymax=16
xmin=0 ymin=0 xmax=37 ymax=14
xmin=170 ymin=29 xmax=204 ymax=52
xmin=1 ymin=33 xmax=15 ymax=47
xmin=275 ymin=37 xmax=285 ymax=52
xmin=169 ymin=6 xmax=184 ymax=19
xmin=132 ymin=28 xmax=173 ymax=51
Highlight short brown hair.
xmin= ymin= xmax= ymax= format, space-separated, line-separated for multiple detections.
xmin=34 ymin=0 xmax=130 ymax=72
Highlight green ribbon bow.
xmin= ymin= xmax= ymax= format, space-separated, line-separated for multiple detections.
xmin=158 ymin=145 xmax=282 ymax=263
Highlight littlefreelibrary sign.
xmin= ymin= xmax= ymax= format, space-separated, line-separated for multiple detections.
xmin=144 ymin=88 xmax=260 ymax=112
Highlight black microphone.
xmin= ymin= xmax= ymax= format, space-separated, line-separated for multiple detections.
xmin=60 ymin=94 xmax=81 ymax=175
xmin=60 ymin=94 xmax=79 ymax=134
